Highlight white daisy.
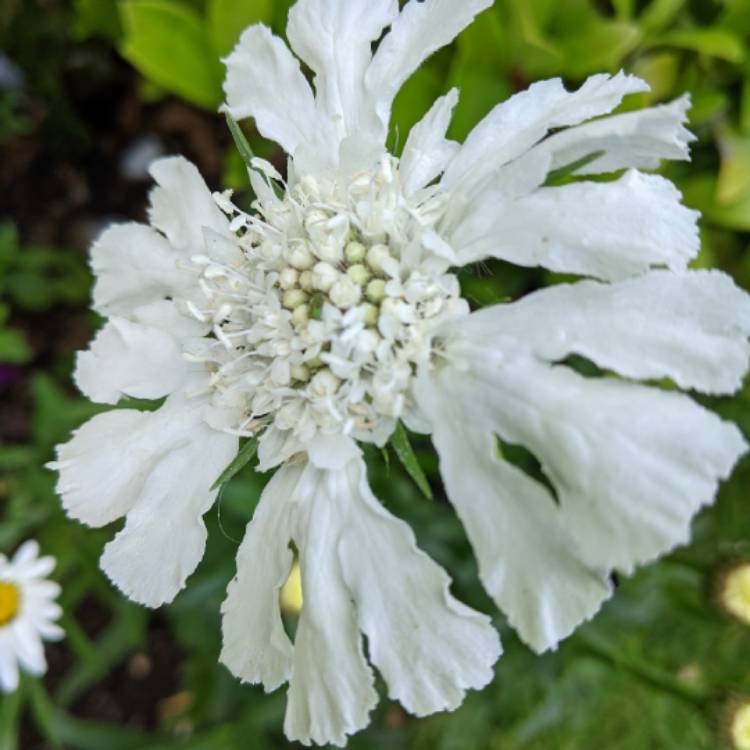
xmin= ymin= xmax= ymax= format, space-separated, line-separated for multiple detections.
xmin=49 ymin=0 xmax=750 ymax=744
xmin=0 ymin=541 xmax=64 ymax=692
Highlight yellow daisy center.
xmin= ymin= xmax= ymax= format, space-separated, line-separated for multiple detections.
xmin=722 ymin=564 xmax=750 ymax=626
xmin=0 ymin=581 xmax=20 ymax=626
xmin=731 ymin=703 xmax=750 ymax=750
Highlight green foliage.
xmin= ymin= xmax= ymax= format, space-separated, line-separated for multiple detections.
xmin=3 ymin=0 xmax=750 ymax=748
xmin=117 ymin=0 xmax=274 ymax=110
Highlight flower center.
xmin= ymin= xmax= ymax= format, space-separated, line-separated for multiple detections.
xmin=0 ymin=581 xmax=20 ymax=626
xmin=188 ymin=158 xmax=466 ymax=445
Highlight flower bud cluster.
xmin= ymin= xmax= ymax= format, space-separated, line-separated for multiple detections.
xmin=191 ymin=158 xmax=466 ymax=445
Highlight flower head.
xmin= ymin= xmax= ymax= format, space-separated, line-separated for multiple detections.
xmin=49 ymin=0 xmax=750 ymax=744
xmin=0 ymin=541 xmax=63 ymax=692
xmin=729 ymin=699 xmax=750 ymax=750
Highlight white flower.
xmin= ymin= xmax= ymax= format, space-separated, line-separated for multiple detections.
xmin=48 ymin=0 xmax=750 ymax=744
xmin=0 ymin=541 xmax=64 ymax=692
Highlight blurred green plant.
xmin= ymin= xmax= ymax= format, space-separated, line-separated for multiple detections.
xmin=2 ymin=0 xmax=750 ymax=748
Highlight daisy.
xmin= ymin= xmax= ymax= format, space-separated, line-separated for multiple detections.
xmin=50 ymin=0 xmax=750 ymax=744
xmin=0 ymin=541 xmax=64 ymax=692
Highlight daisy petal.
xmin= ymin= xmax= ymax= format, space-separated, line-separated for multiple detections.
xmin=0 ymin=639 xmax=19 ymax=693
xmin=223 ymin=25 xmax=325 ymax=165
xmin=337 ymin=457 xmax=501 ymax=713
xmin=459 ymin=270 xmax=750 ymax=395
xmin=400 ymin=88 xmax=460 ymax=196
xmin=452 ymin=170 xmax=699 ymax=279
xmin=415 ymin=369 xmax=612 ymax=653
xmin=285 ymin=464 xmax=377 ymax=747
xmin=75 ymin=317 xmax=191 ymax=405
xmin=442 ymin=72 xmax=648 ymax=194
xmin=220 ymin=463 xmax=298 ymax=691
xmin=366 ymin=0 xmax=492 ymax=131
xmin=148 ymin=157 xmax=230 ymax=252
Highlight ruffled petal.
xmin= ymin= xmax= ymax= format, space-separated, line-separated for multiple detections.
xmin=366 ymin=0 xmax=492 ymax=133
xmin=100 ymin=401 xmax=238 ymax=607
xmin=74 ymin=317 xmax=193 ymax=405
xmin=415 ymin=368 xmax=612 ymax=653
xmin=220 ymin=463 xmax=299 ymax=691
xmin=285 ymin=464 xmax=377 ymax=747
xmin=148 ymin=156 xmax=230 ymax=253
xmin=456 ymin=270 xmax=750 ymax=395
xmin=90 ymin=223 xmax=196 ymax=317
xmin=441 ymin=72 xmax=647 ymax=195
xmin=400 ymin=89 xmax=460 ymax=196
xmin=451 ymin=170 xmax=699 ymax=280
xmin=337 ymin=458 xmax=501 ymax=713
xmin=430 ymin=337 xmax=747 ymax=575
xmin=50 ymin=396 xmax=237 ymax=607
xmin=223 ymin=25 xmax=327 ymax=166
xmin=287 ymin=0 xmax=398 ymax=151
xmin=534 ymin=95 xmax=694 ymax=177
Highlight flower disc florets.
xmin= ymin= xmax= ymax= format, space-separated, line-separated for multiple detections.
xmin=188 ymin=156 xmax=466 ymax=445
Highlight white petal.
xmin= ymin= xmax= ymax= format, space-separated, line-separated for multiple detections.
xmin=0 ymin=638 xmax=19 ymax=693
xmin=50 ymin=409 xmax=162 ymax=527
xmin=11 ymin=623 xmax=45 ymax=676
xmin=414 ymin=369 xmax=612 ymax=653
xmin=458 ymin=270 xmax=750 ymax=395
xmin=220 ymin=464 xmax=299 ymax=691
xmin=148 ymin=157 xmax=230 ymax=252
xmin=11 ymin=541 xmax=39 ymax=567
xmin=306 ymin=433 xmax=361 ymax=471
xmin=436 ymin=338 xmax=747 ymax=574
xmin=131 ymin=300 xmax=210 ymax=339
xmin=535 ymin=94 xmax=694 ymax=177
xmin=287 ymin=0 xmax=398 ymax=149
xmin=257 ymin=426 xmax=304 ymax=471
xmin=441 ymin=72 xmax=648 ymax=195
xmin=90 ymin=223 xmax=195 ymax=317
xmin=223 ymin=25 xmax=326 ymax=164
xmin=452 ymin=170 xmax=699 ymax=280
xmin=74 ymin=317 xmax=191 ymax=405
xmin=50 ymin=396 xmax=237 ymax=607
xmin=99 ymin=400 xmax=237 ymax=607
xmin=285 ymin=464 xmax=377 ymax=747
xmin=337 ymin=458 xmax=501 ymax=713
xmin=366 ymin=0 xmax=492 ymax=133
xmin=400 ymin=89 xmax=460 ymax=196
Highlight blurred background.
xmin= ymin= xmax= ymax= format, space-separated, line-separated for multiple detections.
xmin=1 ymin=0 xmax=750 ymax=748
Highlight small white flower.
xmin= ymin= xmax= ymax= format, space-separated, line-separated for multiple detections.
xmin=0 ymin=541 xmax=64 ymax=693
xmin=49 ymin=0 xmax=750 ymax=745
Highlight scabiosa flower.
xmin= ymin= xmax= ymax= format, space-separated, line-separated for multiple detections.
xmin=49 ymin=0 xmax=750 ymax=744
xmin=0 ymin=541 xmax=63 ymax=692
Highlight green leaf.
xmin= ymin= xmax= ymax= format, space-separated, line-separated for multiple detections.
xmin=646 ymin=28 xmax=746 ymax=63
xmin=119 ymin=0 xmax=223 ymax=110
xmin=225 ymin=111 xmax=255 ymax=167
xmin=211 ymin=438 xmax=258 ymax=490
xmin=681 ymin=173 xmax=750 ymax=232
xmin=390 ymin=422 xmax=433 ymax=500
xmin=0 ymin=328 xmax=32 ymax=364
xmin=73 ymin=0 xmax=122 ymax=40
xmin=207 ymin=0 xmax=272 ymax=58
xmin=544 ymin=151 xmax=605 ymax=186
xmin=638 ymin=0 xmax=685 ymax=34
